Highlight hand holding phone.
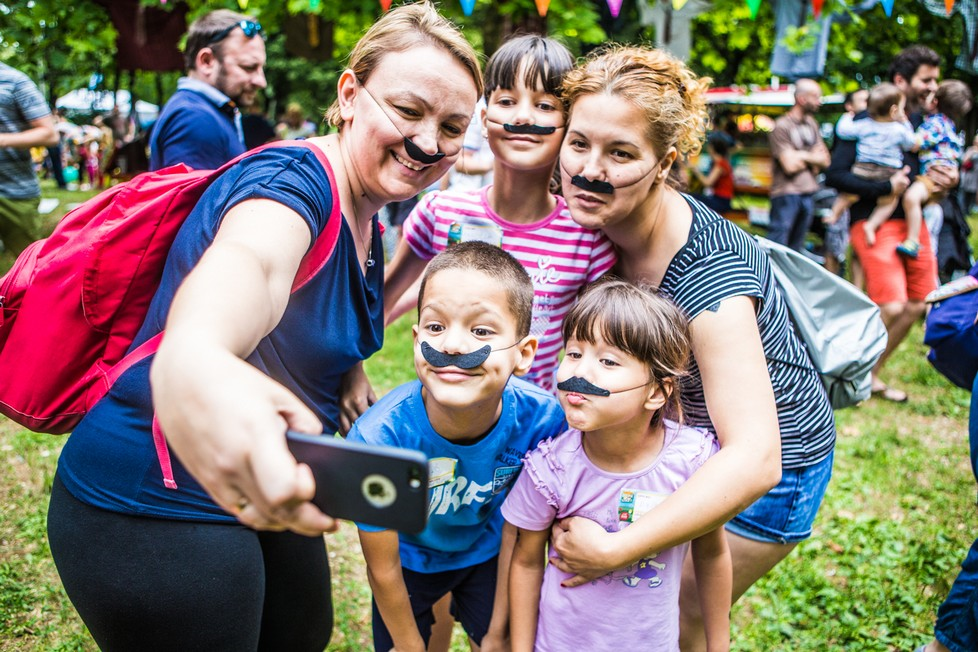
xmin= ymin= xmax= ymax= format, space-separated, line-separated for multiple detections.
xmin=286 ymin=431 xmax=429 ymax=534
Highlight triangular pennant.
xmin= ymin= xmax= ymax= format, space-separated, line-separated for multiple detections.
xmin=945 ymin=0 xmax=955 ymax=14
xmin=309 ymin=0 xmax=321 ymax=9
xmin=460 ymin=0 xmax=476 ymax=15
xmin=812 ymin=0 xmax=823 ymax=17
xmin=380 ymin=0 xmax=392 ymax=10
xmin=535 ymin=0 xmax=550 ymax=16
xmin=606 ymin=0 xmax=624 ymax=18
xmin=673 ymin=0 xmax=689 ymax=9
xmin=880 ymin=0 xmax=894 ymax=16
xmin=746 ymin=0 xmax=762 ymax=19
xmin=237 ymin=0 xmax=247 ymax=8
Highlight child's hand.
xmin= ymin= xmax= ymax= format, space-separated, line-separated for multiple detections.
xmin=480 ymin=628 xmax=511 ymax=652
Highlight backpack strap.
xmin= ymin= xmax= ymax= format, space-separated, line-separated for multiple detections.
xmin=105 ymin=140 xmax=343 ymax=491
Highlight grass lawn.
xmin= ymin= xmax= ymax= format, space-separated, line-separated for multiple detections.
xmin=1 ymin=183 xmax=976 ymax=650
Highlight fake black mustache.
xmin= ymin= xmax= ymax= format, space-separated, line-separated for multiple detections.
xmin=557 ymin=376 xmax=611 ymax=396
xmin=421 ymin=342 xmax=491 ymax=369
xmin=570 ymin=175 xmax=615 ymax=195
xmin=557 ymin=376 xmax=651 ymax=396
xmin=403 ymin=137 xmax=445 ymax=164
xmin=502 ymin=123 xmax=558 ymax=135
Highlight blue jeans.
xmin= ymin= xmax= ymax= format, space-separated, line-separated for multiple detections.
xmin=933 ymin=372 xmax=978 ymax=652
xmin=725 ymin=451 xmax=834 ymax=544
xmin=768 ymin=193 xmax=815 ymax=252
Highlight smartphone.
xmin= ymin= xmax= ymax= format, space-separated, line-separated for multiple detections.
xmin=286 ymin=431 xmax=429 ymax=534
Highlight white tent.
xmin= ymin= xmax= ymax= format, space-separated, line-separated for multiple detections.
xmin=55 ymin=89 xmax=159 ymax=126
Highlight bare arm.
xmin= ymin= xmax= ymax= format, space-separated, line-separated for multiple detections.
xmin=692 ymin=526 xmax=732 ymax=652
xmin=482 ymin=522 xmax=518 ymax=651
xmin=150 ymin=198 xmax=335 ymax=535
xmin=359 ymin=528 xmax=426 ymax=652
xmin=0 ymin=114 xmax=58 ymax=149
xmin=550 ymin=296 xmax=781 ymax=585
xmin=509 ymin=526 xmax=549 ymax=652
xmin=384 ymin=237 xmax=428 ymax=325
xmin=693 ymin=160 xmax=723 ymax=189
xmin=804 ymin=138 xmax=831 ymax=171
xmin=337 ymin=361 xmax=376 ymax=436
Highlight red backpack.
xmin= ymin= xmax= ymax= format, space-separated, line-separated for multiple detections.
xmin=0 ymin=141 xmax=341 ymax=436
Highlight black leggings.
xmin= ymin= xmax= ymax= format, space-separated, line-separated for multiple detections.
xmin=47 ymin=474 xmax=333 ymax=652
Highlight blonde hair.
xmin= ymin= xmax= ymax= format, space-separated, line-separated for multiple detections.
xmin=562 ymin=278 xmax=690 ymax=427
xmin=562 ymin=45 xmax=710 ymax=160
xmin=325 ymin=2 xmax=482 ymax=128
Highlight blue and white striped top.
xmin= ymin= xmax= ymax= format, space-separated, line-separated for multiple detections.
xmin=658 ymin=195 xmax=836 ymax=469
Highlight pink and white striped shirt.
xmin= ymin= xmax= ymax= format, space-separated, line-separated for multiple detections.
xmin=403 ymin=186 xmax=616 ymax=391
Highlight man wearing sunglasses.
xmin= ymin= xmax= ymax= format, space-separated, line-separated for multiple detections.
xmin=150 ymin=10 xmax=267 ymax=171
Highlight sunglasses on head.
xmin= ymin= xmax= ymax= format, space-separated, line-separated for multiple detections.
xmin=206 ymin=20 xmax=264 ymax=46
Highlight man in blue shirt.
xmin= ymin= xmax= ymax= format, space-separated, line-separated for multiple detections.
xmin=150 ymin=9 xmax=267 ymax=171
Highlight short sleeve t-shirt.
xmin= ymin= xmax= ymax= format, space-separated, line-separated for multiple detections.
xmin=659 ymin=195 xmax=836 ymax=469
xmin=0 ymin=63 xmax=51 ymax=199
xmin=402 ymin=187 xmax=616 ymax=390
xmin=769 ymin=113 xmax=825 ymax=197
xmin=58 ymin=146 xmax=385 ymax=521
xmin=348 ymin=378 xmax=567 ymax=573
xmin=501 ymin=422 xmax=718 ymax=652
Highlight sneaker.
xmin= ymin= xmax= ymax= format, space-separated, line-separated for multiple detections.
xmin=896 ymin=240 xmax=919 ymax=259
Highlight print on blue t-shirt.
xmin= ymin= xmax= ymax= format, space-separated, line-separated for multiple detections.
xmin=347 ymin=377 xmax=566 ymax=573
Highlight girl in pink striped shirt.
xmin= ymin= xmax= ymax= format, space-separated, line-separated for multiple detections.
xmin=385 ymin=34 xmax=616 ymax=391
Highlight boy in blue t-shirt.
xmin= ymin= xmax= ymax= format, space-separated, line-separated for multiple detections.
xmin=347 ymin=241 xmax=566 ymax=652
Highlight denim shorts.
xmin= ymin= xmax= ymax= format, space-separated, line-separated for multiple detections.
xmin=725 ymin=451 xmax=834 ymax=544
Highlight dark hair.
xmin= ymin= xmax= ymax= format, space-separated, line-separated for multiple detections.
xmin=561 ymin=277 xmax=690 ymax=427
xmin=888 ymin=45 xmax=941 ymax=85
xmin=707 ymin=134 xmax=730 ymax=158
xmin=483 ymin=34 xmax=575 ymax=104
xmin=418 ymin=242 xmax=534 ymax=337
xmin=183 ymin=9 xmax=254 ymax=70
xmin=867 ymin=82 xmax=904 ymax=119
xmin=935 ymin=79 xmax=974 ymax=125
xmin=843 ymin=89 xmax=867 ymax=110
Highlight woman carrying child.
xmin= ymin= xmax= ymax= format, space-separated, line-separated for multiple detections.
xmin=46 ymin=4 xmax=482 ymax=650
xmin=549 ymin=46 xmax=836 ymax=651
xmin=504 ymin=279 xmax=731 ymax=651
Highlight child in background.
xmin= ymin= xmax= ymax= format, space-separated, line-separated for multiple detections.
xmin=690 ymin=134 xmax=735 ymax=214
xmin=898 ymin=79 xmax=973 ymax=258
xmin=834 ymin=83 xmax=916 ymax=249
xmin=384 ymin=34 xmax=616 ymax=391
xmin=348 ymin=242 xmax=567 ymax=652
xmin=502 ymin=279 xmax=731 ymax=652
xmin=825 ymin=88 xmax=869 ymax=227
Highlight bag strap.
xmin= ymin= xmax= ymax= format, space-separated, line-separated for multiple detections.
xmin=104 ymin=140 xmax=344 ymax=490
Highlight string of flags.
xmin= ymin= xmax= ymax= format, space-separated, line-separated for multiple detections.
xmin=219 ymin=0 xmax=961 ymax=21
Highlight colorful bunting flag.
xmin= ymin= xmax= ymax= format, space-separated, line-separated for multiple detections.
xmin=880 ymin=0 xmax=895 ymax=16
xmin=746 ymin=0 xmax=762 ymax=19
xmin=309 ymin=0 xmax=321 ymax=9
xmin=812 ymin=0 xmax=823 ymax=17
xmin=535 ymin=0 xmax=550 ymax=16
xmin=945 ymin=0 xmax=955 ymax=14
xmin=380 ymin=0 xmax=393 ymax=10
xmin=237 ymin=0 xmax=247 ymax=8
xmin=460 ymin=0 xmax=476 ymax=15
xmin=606 ymin=0 xmax=624 ymax=18
xmin=673 ymin=0 xmax=689 ymax=9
